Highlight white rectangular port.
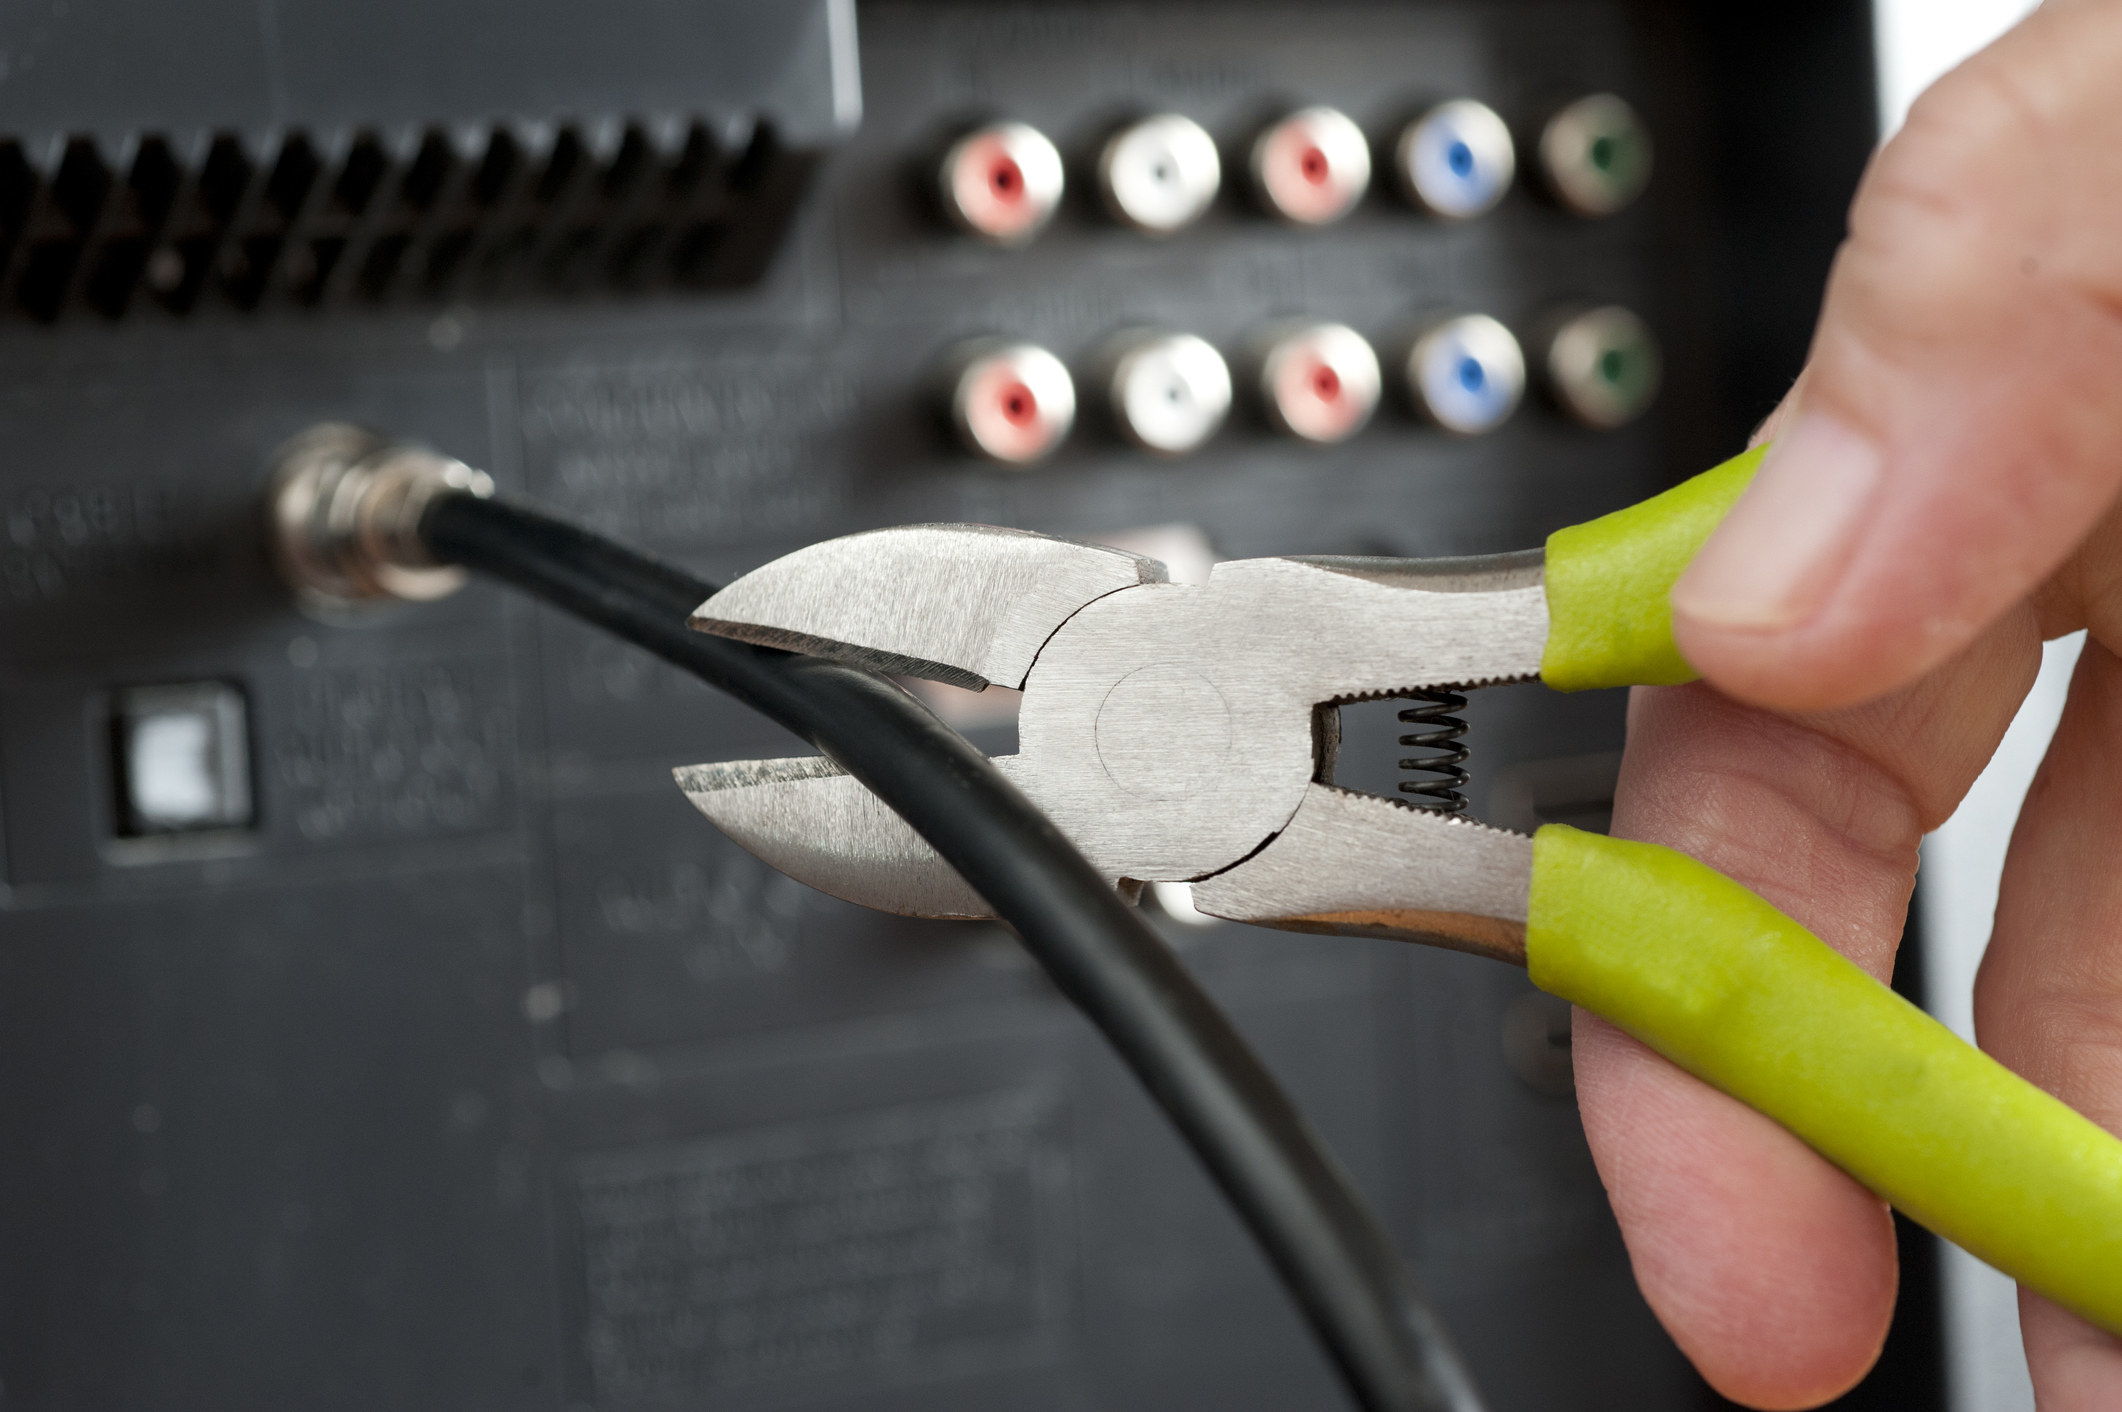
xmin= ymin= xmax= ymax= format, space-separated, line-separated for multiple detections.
xmin=112 ymin=682 xmax=253 ymax=836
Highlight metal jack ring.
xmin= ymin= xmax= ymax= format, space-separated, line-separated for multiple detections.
xmin=268 ymin=423 xmax=495 ymax=608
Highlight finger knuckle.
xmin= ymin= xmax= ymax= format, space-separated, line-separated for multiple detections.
xmin=1858 ymin=64 xmax=2050 ymax=261
xmin=1817 ymin=26 xmax=2122 ymax=418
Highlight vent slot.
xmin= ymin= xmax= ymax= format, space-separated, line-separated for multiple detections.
xmin=0 ymin=118 xmax=814 ymax=322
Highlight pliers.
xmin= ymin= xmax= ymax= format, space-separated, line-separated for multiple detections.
xmin=673 ymin=445 xmax=2122 ymax=1335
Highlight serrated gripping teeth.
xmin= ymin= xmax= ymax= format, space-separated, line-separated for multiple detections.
xmin=688 ymin=524 xmax=1167 ymax=691
xmin=1191 ymin=783 xmax=1534 ymax=964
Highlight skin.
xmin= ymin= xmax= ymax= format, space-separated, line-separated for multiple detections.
xmin=1582 ymin=2 xmax=2122 ymax=1405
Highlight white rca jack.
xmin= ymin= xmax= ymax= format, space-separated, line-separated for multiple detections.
xmin=937 ymin=121 xmax=1065 ymax=245
xmin=1539 ymin=94 xmax=1652 ymax=217
xmin=1252 ymin=321 xmax=1381 ymax=443
xmin=944 ymin=339 xmax=1077 ymax=465
xmin=1543 ymin=306 xmax=1661 ymax=429
xmin=1098 ymin=330 xmax=1233 ymax=455
xmin=1394 ymin=100 xmax=1515 ymax=220
xmin=1249 ymin=107 xmax=1371 ymax=226
xmin=1098 ymin=114 xmax=1222 ymax=235
xmin=1403 ymin=314 xmax=1525 ymax=435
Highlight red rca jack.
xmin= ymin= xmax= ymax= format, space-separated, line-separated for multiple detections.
xmin=1098 ymin=114 xmax=1222 ymax=235
xmin=943 ymin=338 xmax=1077 ymax=465
xmin=1249 ymin=107 xmax=1370 ymax=226
xmin=1539 ymin=94 xmax=1652 ymax=217
xmin=1096 ymin=329 xmax=1233 ymax=455
xmin=1394 ymin=100 xmax=1515 ymax=220
xmin=937 ymin=121 xmax=1066 ymax=245
xmin=1402 ymin=313 xmax=1526 ymax=435
xmin=1542 ymin=305 xmax=1661 ymax=428
xmin=1252 ymin=321 xmax=1381 ymax=443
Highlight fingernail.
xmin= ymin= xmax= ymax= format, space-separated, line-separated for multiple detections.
xmin=1672 ymin=413 xmax=1882 ymax=632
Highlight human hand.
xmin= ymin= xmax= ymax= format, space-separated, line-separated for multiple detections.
xmin=1581 ymin=2 xmax=2122 ymax=1405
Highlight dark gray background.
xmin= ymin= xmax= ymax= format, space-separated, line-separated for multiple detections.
xmin=0 ymin=3 xmax=1910 ymax=1408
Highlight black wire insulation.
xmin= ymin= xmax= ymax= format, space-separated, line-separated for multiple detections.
xmin=420 ymin=490 xmax=1485 ymax=1412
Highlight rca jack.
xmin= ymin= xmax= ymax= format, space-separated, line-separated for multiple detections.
xmin=1539 ymin=94 xmax=1652 ymax=217
xmin=1253 ymin=321 xmax=1381 ymax=443
xmin=937 ymin=121 xmax=1065 ymax=245
xmin=1099 ymin=114 xmax=1222 ymax=234
xmin=1250 ymin=107 xmax=1371 ymax=226
xmin=1544 ymin=306 xmax=1661 ymax=428
xmin=943 ymin=338 xmax=1077 ymax=465
xmin=1394 ymin=100 xmax=1515 ymax=219
xmin=1403 ymin=314 xmax=1525 ymax=435
xmin=1098 ymin=329 xmax=1233 ymax=455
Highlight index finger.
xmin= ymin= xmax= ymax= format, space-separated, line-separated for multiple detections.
xmin=1668 ymin=2 xmax=2122 ymax=712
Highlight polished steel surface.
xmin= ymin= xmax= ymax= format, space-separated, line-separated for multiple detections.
xmin=680 ymin=527 xmax=1552 ymax=925
xmin=1003 ymin=553 xmax=1546 ymax=881
xmin=689 ymin=523 xmax=1165 ymax=690
xmin=1191 ymin=783 xmax=1533 ymax=963
xmin=674 ymin=756 xmax=997 ymax=918
xmin=941 ymin=338 xmax=1081 ymax=466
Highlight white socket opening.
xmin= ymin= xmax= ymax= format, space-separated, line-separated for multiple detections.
xmin=1099 ymin=114 xmax=1222 ymax=234
xmin=1107 ymin=331 xmax=1233 ymax=455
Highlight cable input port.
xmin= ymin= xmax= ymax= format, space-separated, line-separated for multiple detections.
xmin=944 ymin=339 xmax=1077 ymax=464
xmin=1098 ymin=330 xmax=1233 ymax=455
xmin=270 ymin=423 xmax=494 ymax=607
xmin=937 ymin=121 xmax=1065 ymax=245
xmin=1098 ymin=114 xmax=1222 ymax=235
xmin=1253 ymin=321 xmax=1381 ymax=443
xmin=1543 ymin=306 xmax=1661 ymax=428
xmin=1249 ymin=107 xmax=1371 ymax=226
xmin=1394 ymin=100 xmax=1515 ymax=220
xmin=1403 ymin=314 xmax=1525 ymax=435
xmin=1538 ymin=94 xmax=1651 ymax=217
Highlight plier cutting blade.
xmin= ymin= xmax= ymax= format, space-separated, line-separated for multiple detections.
xmin=674 ymin=446 xmax=2122 ymax=1335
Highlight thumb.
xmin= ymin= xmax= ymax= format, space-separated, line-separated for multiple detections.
xmin=1671 ymin=0 xmax=2122 ymax=712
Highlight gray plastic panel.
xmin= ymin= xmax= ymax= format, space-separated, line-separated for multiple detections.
xmin=0 ymin=1 xmax=1901 ymax=1408
xmin=0 ymin=0 xmax=858 ymax=147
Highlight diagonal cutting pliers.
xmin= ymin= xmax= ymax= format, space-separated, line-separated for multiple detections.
xmin=670 ymin=445 xmax=2122 ymax=1334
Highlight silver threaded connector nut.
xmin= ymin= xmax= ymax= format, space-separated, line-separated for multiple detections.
xmin=269 ymin=423 xmax=494 ymax=607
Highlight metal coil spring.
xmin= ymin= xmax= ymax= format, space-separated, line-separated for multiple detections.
xmin=1395 ymin=689 xmax=1470 ymax=814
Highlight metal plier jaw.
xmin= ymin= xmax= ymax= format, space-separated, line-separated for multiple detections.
xmin=677 ymin=523 xmax=1548 ymax=962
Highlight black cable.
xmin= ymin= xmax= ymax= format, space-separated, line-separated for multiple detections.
xmin=421 ymin=490 xmax=1486 ymax=1412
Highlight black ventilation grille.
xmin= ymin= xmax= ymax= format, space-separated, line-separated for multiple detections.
xmin=0 ymin=118 xmax=816 ymax=321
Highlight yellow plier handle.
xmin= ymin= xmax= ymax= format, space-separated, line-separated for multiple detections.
xmin=1530 ymin=446 xmax=2122 ymax=1335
